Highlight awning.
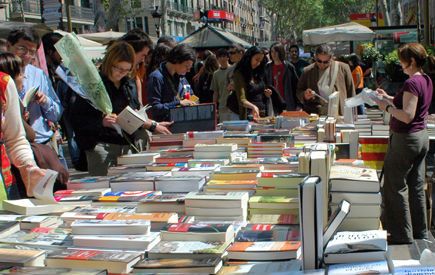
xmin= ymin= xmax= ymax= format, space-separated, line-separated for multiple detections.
xmin=181 ymin=24 xmax=251 ymax=49
xmin=303 ymin=22 xmax=375 ymax=45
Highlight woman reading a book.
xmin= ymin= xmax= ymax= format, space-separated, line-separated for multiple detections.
xmin=231 ymin=46 xmax=272 ymax=119
xmin=375 ymin=43 xmax=434 ymax=244
xmin=0 ymin=55 xmax=49 ymax=200
xmin=71 ymin=42 xmax=171 ymax=176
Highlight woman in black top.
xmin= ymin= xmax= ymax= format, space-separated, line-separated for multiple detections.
xmin=71 ymin=42 xmax=170 ymax=176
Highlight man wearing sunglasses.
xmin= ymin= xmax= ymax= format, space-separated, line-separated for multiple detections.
xmin=296 ymin=44 xmax=355 ymax=115
xmin=7 ymin=29 xmax=62 ymax=146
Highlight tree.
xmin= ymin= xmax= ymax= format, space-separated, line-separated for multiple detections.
xmin=103 ymin=0 xmax=144 ymax=31
xmin=322 ymin=0 xmax=376 ymax=26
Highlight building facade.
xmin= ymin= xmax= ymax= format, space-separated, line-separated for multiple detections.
xmin=120 ymin=0 xmax=273 ymax=45
xmin=2 ymin=0 xmax=97 ymax=33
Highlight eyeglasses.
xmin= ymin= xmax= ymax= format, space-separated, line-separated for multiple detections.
xmin=316 ymin=58 xmax=331 ymax=64
xmin=14 ymin=45 xmax=37 ymax=56
xmin=112 ymin=65 xmax=131 ymax=74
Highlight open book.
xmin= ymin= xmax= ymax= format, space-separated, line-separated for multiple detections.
xmin=116 ymin=106 xmax=149 ymax=135
xmin=22 ymin=86 xmax=39 ymax=108
xmin=2 ymin=169 xmax=72 ymax=215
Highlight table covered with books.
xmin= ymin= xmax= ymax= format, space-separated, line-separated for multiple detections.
xmin=0 ymin=109 xmax=435 ymax=274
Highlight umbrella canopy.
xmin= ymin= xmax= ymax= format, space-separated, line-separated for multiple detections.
xmin=55 ymin=30 xmax=102 ymax=47
xmin=303 ymin=22 xmax=375 ymax=45
xmin=181 ymin=24 xmax=251 ymax=49
xmin=78 ymin=30 xmax=126 ymax=44
xmin=0 ymin=21 xmax=52 ymax=39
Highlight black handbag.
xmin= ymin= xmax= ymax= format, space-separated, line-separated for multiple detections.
xmin=226 ymin=90 xmax=240 ymax=115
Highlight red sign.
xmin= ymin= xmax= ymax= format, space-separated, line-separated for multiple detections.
xmin=207 ymin=10 xmax=234 ymax=22
xmin=349 ymin=13 xmax=385 ymax=27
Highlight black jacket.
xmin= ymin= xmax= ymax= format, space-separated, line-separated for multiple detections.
xmin=71 ymin=74 xmax=140 ymax=151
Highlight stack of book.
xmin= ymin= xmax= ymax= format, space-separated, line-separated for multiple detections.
xmin=60 ymin=205 xmax=178 ymax=231
xmin=182 ymin=130 xmax=218 ymax=149
xmin=71 ymin=219 xmax=160 ymax=251
xmin=247 ymin=142 xmax=286 ymax=158
xmin=154 ymin=175 xmax=206 ymax=193
xmin=117 ymin=152 xmax=160 ymax=165
xmin=204 ymin=169 xmax=259 ymax=194
xmin=170 ymin=164 xmax=219 ymax=178
xmin=216 ymin=136 xmax=251 ymax=152
xmin=109 ymin=171 xmax=168 ymax=192
xmin=66 ymin=176 xmax=112 ymax=190
xmin=371 ymin=124 xmax=389 ymax=136
xmin=154 ymin=148 xmax=193 ymax=165
xmin=184 ymin=191 xmax=249 ymax=222
xmin=149 ymin=133 xmax=185 ymax=150
xmin=354 ymin=119 xmax=372 ymax=136
xmin=193 ymin=143 xmax=241 ymax=162
xmin=329 ymin=165 xmax=381 ymax=230
xmin=136 ymin=193 xmax=186 ymax=214
xmin=221 ymin=120 xmax=251 ymax=132
xmin=323 ymin=230 xmax=388 ymax=264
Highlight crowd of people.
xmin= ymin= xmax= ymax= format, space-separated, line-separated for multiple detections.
xmin=1 ymin=27 xmax=435 ymax=247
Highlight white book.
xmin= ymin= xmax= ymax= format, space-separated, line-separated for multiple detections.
xmin=71 ymin=219 xmax=151 ymax=235
xmin=185 ymin=206 xmax=246 ymax=218
xmin=330 ymin=203 xmax=381 ymax=218
xmin=324 ymin=230 xmax=387 ymax=264
xmin=330 ymin=192 xmax=382 ymax=205
xmin=116 ymin=106 xmax=146 ymax=135
xmin=339 ymin=217 xmax=381 ymax=231
xmin=299 ymin=176 xmax=323 ymax=270
xmin=2 ymin=199 xmax=79 ymax=215
xmin=185 ymin=191 xmax=249 ymax=208
xmin=327 ymin=260 xmax=390 ymax=275
xmin=194 ymin=143 xmax=238 ymax=152
xmin=117 ymin=152 xmax=160 ymax=165
xmin=328 ymin=91 xmax=340 ymax=118
xmin=329 ymin=166 xmax=380 ymax=193
xmin=394 ymin=266 xmax=435 ymax=275
xmin=154 ymin=176 xmax=206 ymax=193
xmin=323 ymin=200 xmax=350 ymax=247
xmin=72 ymin=232 xmax=160 ymax=251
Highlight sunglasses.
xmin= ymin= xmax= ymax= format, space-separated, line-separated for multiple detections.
xmin=316 ymin=58 xmax=331 ymax=64
xmin=228 ymin=51 xmax=238 ymax=55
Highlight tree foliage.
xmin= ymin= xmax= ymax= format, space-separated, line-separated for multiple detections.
xmin=260 ymin=0 xmax=375 ymax=39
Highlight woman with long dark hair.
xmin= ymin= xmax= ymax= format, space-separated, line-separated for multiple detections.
xmin=232 ymin=46 xmax=269 ymax=119
xmin=265 ymin=42 xmax=299 ymax=111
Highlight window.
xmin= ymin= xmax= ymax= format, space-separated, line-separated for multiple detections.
xmin=144 ymin=16 xmax=149 ymax=34
xmin=136 ymin=17 xmax=143 ymax=30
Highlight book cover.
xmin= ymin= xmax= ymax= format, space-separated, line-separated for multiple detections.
xmin=236 ymin=224 xmax=300 ymax=242
xmin=161 ymin=223 xmax=231 ymax=234
xmin=327 ymin=260 xmax=390 ymax=275
xmin=324 ymin=230 xmax=387 ymax=255
xmin=228 ymin=241 xmax=301 ymax=253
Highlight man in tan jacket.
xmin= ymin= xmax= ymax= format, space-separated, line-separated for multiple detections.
xmin=296 ymin=44 xmax=355 ymax=115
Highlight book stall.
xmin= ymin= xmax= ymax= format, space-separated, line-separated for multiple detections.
xmin=0 ymin=97 xmax=435 ymax=275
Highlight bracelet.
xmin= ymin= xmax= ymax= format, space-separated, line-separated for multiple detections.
xmin=386 ymin=104 xmax=393 ymax=113
xmin=148 ymin=121 xmax=158 ymax=132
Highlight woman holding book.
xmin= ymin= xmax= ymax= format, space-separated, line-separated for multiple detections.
xmin=375 ymin=43 xmax=434 ymax=244
xmin=231 ymin=46 xmax=275 ymax=119
xmin=0 ymin=53 xmax=48 ymax=200
xmin=71 ymin=42 xmax=171 ymax=176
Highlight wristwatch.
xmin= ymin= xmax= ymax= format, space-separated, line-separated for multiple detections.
xmin=148 ymin=121 xmax=158 ymax=132
xmin=386 ymin=104 xmax=393 ymax=113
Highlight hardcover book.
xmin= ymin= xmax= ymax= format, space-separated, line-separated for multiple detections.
xmin=227 ymin=241 xmax=302 ymax=261
xmin=133 ymin=257 xmax=222 ymax=274
xmin=160 ymin=223 xmax=234 ymax=242
xmin=46 ymin=249 xmax=142 ymax=274
xmin=148 ymin=241 xmax=229 ymax=259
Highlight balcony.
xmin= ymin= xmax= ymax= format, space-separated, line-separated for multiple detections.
xmin=64 ymin=5 xmax=94 ymax=22
xmin=166 ymin=1 xmax=194 ymax=19
xmin=10 ymin=0 xmax=94 ymax=23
